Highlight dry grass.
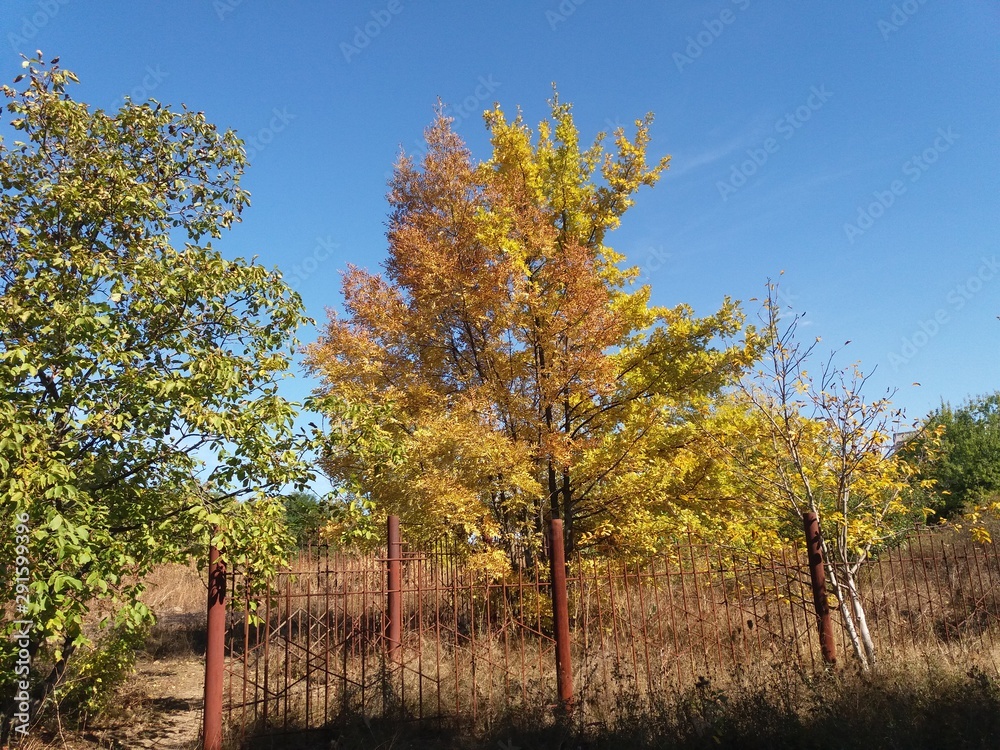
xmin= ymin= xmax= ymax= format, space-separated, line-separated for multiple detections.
xmin=142 ymin=561 xmax=207 ymax=618
xmin=233 ymin=653 xmax=1000 ymax=749
xmin=139 ymin=560 xmax=208 ymax=659
xmin=225 ymin=525 xmax=1000 ymax=736
xmin=221 ymin=526 xmax=1000 ymax=749
xmin=10 ymin=560 xmax=210 ymax=747
xmin=19 ymin=527 xmax=1000 ymax=748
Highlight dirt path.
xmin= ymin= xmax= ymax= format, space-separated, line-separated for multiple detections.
xmin=129 ymin=657 xmax=204 ymax=749
xmin=68 ymin=656 xmax=204 ymax=750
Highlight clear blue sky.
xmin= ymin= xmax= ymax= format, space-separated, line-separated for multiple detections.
xmin=5 ymin=0 xmax=999 ymax=422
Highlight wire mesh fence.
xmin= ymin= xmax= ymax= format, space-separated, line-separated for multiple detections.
xmin=221 ymin=523 xmax=1000 ymax=742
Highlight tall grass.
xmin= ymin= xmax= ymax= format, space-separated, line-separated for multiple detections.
xmin=224 ymin=525 xmax=1000 ymax=748
xmin=237 ymin=652 xmax=1000 ymax=749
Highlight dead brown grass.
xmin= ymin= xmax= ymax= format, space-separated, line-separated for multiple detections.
xmin=142 ymin=560 xmax=207 ymax=618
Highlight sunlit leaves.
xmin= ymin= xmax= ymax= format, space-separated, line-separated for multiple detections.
xmin=899 ymin=393 xmax=1000 ymax=522
xmin=308 ymin=94 xmax=751 ymax=561
xmin=713 ymin=281 xmax=931 ymax=667
xmin=0 ymin=55 xmax=311 ymax=708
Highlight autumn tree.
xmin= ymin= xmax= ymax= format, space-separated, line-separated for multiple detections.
xmin=0 ymin=56 xmax=311 ymax=736
xmin=307 ymin=96 xmax=753 ymax=564
xmin=717 ymin=281 xmax=933 ymax=669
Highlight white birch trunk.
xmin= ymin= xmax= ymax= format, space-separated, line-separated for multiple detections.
xmin=821 ymin=540 xmax=870 ymax=670
xmin=845 ymin=567 xmax=877 ymax=667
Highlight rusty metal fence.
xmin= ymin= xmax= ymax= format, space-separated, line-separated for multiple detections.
xmin=217 ymin=520 xmax=1000 ymax=743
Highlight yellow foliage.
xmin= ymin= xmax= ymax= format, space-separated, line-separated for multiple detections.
xmin=466 ymin=549 xmax=514 ymax=583
xmin=716 ymin=282 xmax=932 ymax=567
xmin=970 ymin=525 xmax=992 ymax=545
xmin=306 ymin=93 xmax=754 ymax=562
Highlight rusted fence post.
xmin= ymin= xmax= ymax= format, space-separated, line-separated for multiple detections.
xmin=203 ymin=536 xmax=226 ymax=750
xmin=387 ymin=515 xmax=402 ymax=663
xmin=549 ymin=518 xmax=573 ymax=709
xmin=802 ymin=511 xmax=837 ymax=665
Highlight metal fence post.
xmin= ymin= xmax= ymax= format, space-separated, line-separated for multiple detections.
xmin=802 ymin=511 xmax=837 ymax=665
xmin=203 ymin=536 xmax=226 ymax=750
xmin=549 ymin=518 xmax=573 ymax=709
xmin=387 ymin=515 xmax=402 ymax=663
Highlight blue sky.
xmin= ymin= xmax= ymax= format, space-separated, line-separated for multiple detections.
xmin=4 ymin=0 xmax=999 ymax=422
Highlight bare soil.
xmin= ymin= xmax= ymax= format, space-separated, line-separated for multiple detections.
xmin=20 ymin=561 xmax=210 ymax=750
xmin=24 ymin=655 xmax=205 ymax=750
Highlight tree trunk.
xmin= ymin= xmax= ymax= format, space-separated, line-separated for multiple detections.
xmin=821 ymin=540 xmax=870 ymax=671
xmin=561 ymin=467 xmax=573 ymax=555
xmin=844 ymin=568 xmax=877 ymax=667
xmin=0 ymin=634 xmax=76 ymax=743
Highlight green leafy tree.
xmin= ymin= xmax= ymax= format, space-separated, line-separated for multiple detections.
xmin=901 ymin=393 xmax=1000 ymax=521
xmin=283 ymin=491 xmax=334 ymax=549
xmin=0 ymin=55 xmax=310 ymax=737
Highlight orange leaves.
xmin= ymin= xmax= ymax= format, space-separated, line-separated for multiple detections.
xmin=307 ymin=94 xmax=752 ymax=557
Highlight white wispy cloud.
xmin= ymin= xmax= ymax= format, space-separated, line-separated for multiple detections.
xmin=667 ymin=116 xmax=775 ymax=178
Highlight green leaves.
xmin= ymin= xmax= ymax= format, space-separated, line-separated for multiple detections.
xmin=900 ymin=393 xmax=1000 ymax=520
xmin=0 ymin=56 xmax=312 ymax=717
